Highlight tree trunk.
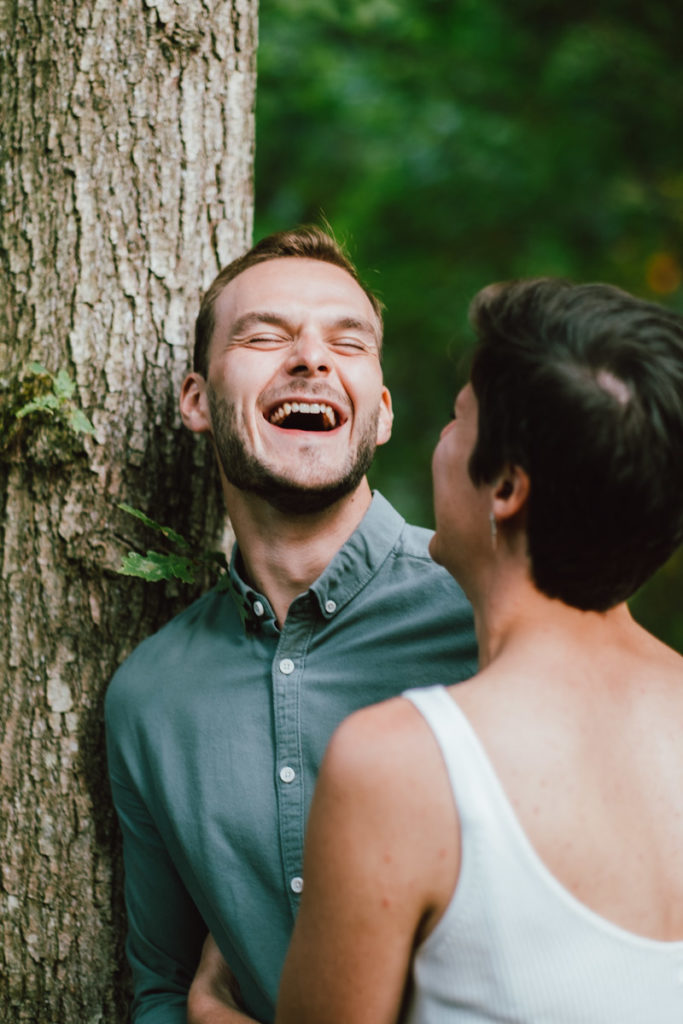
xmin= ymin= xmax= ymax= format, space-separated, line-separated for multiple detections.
xmin=0 ymin=1 xmax=257 ymax=1019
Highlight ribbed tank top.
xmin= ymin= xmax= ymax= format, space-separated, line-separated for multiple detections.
xmin=402 ymin=685 xmax=683 ymax=1023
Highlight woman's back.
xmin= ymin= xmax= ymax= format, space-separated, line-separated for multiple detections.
xmin=403 ymin=624 xmax=683 ymax=1022
xmin=450 ymin=614 xmax=683 ymax=943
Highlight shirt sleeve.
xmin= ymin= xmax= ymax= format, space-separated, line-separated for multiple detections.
xmin=106 ymin=699 xmax=207 ymax=1022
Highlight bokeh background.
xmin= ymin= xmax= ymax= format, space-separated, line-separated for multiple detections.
xmin=252 ymin=0 xmax=683 ymax=650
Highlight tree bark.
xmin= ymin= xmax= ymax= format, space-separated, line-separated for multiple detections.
xmin=0 ymin=1 xmax=257 ymax=1019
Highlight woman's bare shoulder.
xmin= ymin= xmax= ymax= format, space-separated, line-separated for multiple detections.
xmin=322 ymin=693 xmax=447 ymax=784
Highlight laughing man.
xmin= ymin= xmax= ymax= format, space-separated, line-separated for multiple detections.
xmin=105 ymin=226 xmax=477 ymax=1024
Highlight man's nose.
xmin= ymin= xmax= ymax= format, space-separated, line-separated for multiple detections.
xmin=284 ymin=331 xmax=331 ymax=376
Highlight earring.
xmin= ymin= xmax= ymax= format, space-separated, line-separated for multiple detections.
xmin=489 ymin=510 xmax=498 ymax=552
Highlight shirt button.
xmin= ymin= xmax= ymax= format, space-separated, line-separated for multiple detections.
xmin=290 ymin=876 xmax=304 ymax=894
xmin=279 ymin=766 xmax=296 ymax=783
xmin=324 ymin=599 xmax=337 ymax=614
xmin=279 ymin=658 xmax=294 ymax=675
xmin=253 ymin=600 xmax=264 ymax=616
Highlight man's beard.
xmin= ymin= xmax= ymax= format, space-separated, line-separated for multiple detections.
xmin=207 ymin=387 xmax=379 ymax=514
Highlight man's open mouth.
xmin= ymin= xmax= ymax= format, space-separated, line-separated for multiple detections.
xmin=267 ymin=400 xmax=340 ymax=431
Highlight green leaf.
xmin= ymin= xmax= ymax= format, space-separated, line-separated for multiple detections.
xmin=67 ymin=407 xmax=97 ymax=436
xmin=27 ymin=361 xmax=49 ymax=376
xmin=117 ymin=550 xmax=197 ymax=583
xmin=53 ymin=370 xmax=76 ymax=400
xmin=118 ymin=552 xmax=171 ymax=581
xmin=117 ymin=503 xmax=191 ymax=549
xmin=16 ymin=395 xmax=60 ymax=418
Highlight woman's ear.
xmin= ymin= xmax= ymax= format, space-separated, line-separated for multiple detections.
xmin=492 ymin=464 xmax=529 ymax=523
xmin=180 ymin=373 xmax=212 ymax=434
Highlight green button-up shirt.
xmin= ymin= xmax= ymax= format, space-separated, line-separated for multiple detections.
xmin=105 ymin=493 xmax=477 ymax=1023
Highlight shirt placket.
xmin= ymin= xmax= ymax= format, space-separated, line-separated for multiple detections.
xmin=272 ymin=601 xmax=315 ymax=916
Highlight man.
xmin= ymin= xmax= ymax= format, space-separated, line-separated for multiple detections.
xmin=105 ymin=226 xmax=477 ymax=1024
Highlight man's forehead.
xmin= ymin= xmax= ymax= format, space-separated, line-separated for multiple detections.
xmin=214 ymin=257 xmax=380 ymax=333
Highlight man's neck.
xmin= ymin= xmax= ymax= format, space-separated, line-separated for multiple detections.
xmin=224 ymin=480 xmax=374 ymax=627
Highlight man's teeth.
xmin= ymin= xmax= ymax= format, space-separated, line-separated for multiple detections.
xmin=269 ymin=401 xmax=337 ymax=428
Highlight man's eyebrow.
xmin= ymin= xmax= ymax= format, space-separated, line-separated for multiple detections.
xmin=229 ymin=312 xmax=292 ymax=338
xmin=228 ymin=312 xmax=380 ymax=343
xmin=329 ymin=316 xmax=379 ymax=339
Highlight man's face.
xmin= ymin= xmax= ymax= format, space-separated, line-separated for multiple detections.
xmin=198 ymin=258 xmax=393 ymax=513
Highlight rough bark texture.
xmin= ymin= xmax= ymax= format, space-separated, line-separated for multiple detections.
xmin=0 ymin=1 xmax=257 ymax=1018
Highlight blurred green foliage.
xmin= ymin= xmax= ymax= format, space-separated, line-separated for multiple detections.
xmin=253 ymin=0 xmax=683 ymax=650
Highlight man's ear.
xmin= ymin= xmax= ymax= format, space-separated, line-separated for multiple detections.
xmin=375 ymin=386 xmax=394 ymax=447
xmin=180 ymin=372 xmax=212 ymax=435
xmin=492 ymin=464 xmax=529 ymax=522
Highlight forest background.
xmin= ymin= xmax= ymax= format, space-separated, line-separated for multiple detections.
xmin=254 ymin=0 xmax=683 ymax=650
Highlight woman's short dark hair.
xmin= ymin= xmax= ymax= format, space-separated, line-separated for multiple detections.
xmin=193 ymin=225 xmax=384 ymax=377
xmin=468 ymin=278 xmax=683 ymax=611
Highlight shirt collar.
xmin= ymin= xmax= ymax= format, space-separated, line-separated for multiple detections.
xmin=226 ymin=491 xmax=406 ymax=633
xmin=309 ymin=491 xmax=405 ymax=618
xmin=227 ymin=547 xmax=278 ymax=634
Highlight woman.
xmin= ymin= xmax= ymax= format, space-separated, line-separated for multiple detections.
xmin=191 ymin=278 xmax=683 ymax=1023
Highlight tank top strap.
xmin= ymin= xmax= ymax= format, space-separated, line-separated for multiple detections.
xmin=402 ymin=684 xmax=512 ymax=835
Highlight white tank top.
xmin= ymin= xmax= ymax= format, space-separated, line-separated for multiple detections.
xmin=402 ymin=685 xmax=683 ymax=1023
